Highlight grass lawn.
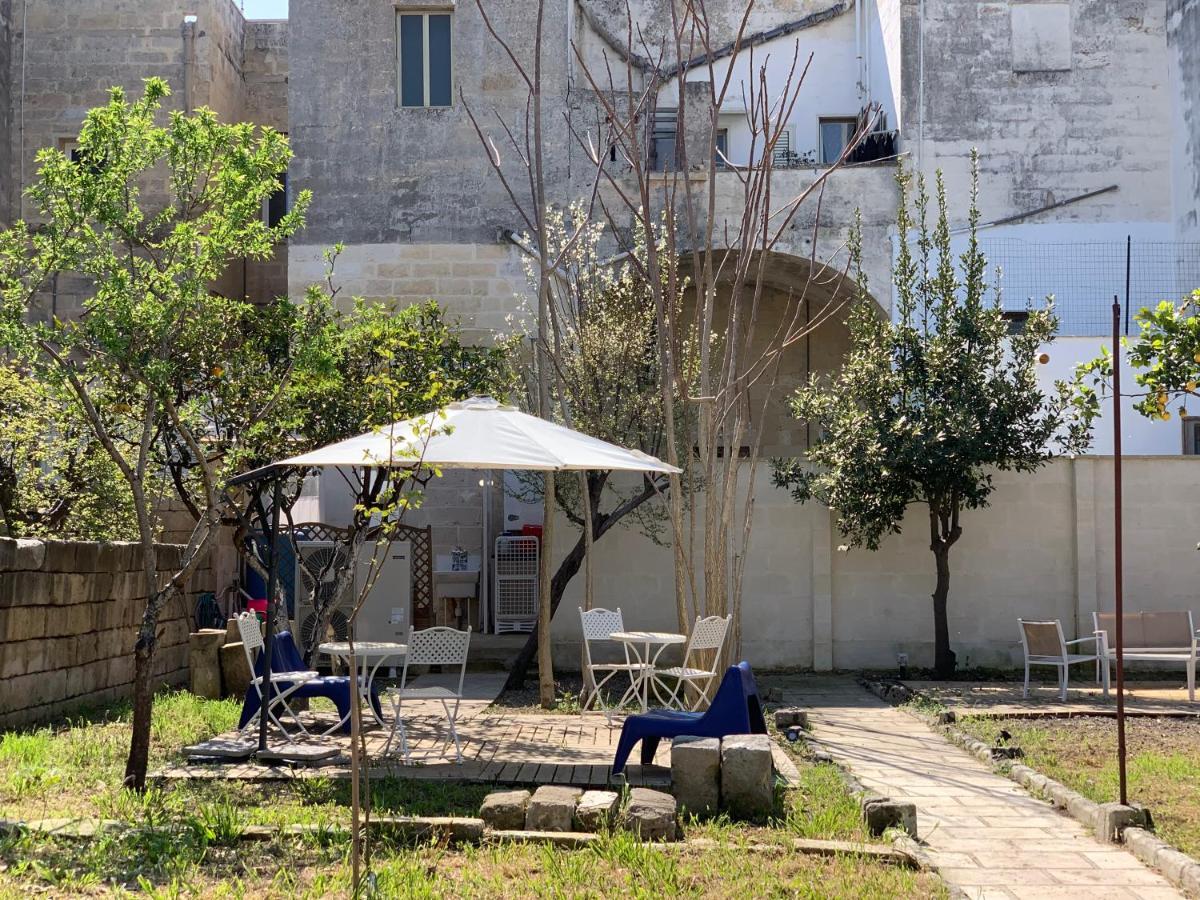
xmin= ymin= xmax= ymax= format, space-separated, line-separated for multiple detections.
xmin=957 ymin=716 xmax=1200 ymax=857
xmin=0 ymin=692 xmax=946 ymax=898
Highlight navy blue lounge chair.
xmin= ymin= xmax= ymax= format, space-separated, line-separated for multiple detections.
xmin=238 ymin=630 xmax=382 ymax=735
xmin=611 ymin=661 xmax=767 ymax=774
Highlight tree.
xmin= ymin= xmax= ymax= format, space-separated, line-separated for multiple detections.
xmin=470 ymin=0 xmax=863 ymax=688
xmin=0 ymin=361 xmax=139 ymax=539
xmin=0 ymin=79 xmax=310 ymax=788
xmin=1074 ymin=288 xmax=1200 ymax=425
xmin=772 ymin=158 xmax=1092 ymax=676
xmin=502 ymin=205 xmax=688 ymax=692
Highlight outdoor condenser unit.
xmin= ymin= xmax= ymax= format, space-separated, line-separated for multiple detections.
xmin=493 ymin=535 xmax=538 ymax=633
xmin=294 ymin=539 xmax=413 ymax=647
xmin=293 ymin=540 xmax=353 ymax=648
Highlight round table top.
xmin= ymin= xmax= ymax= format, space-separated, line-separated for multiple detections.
xmin=318 ymin=641 xmax=407 ymax=657
xmin=609 ymin=630 xmax=686 ymax=645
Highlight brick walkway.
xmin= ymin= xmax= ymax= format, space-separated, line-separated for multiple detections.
xmin=782 ymin=676 xmax=1181 ymax=900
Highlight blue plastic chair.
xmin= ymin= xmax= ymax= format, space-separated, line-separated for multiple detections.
xmin=611 ymin=661 xmax=767 ymax=774
xmin=238 ymin=631 xmax=382 ymax=735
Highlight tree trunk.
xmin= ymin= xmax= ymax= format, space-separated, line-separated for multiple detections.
xmin=123 ymin=627 xmax=158 ymax=790
xmin=931 ymin=542 xmax=956 ymax=678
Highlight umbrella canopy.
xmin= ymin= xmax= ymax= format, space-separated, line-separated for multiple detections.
xmin=279 ymin=396 xmax=681 ymax=474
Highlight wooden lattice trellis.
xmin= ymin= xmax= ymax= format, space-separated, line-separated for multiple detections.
xmin=285 ymin=521 xmax=433 ymax=626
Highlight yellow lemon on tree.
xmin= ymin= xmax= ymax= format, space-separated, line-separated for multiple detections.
xmin=1187 ymin=381 xmax=1197 ymax=392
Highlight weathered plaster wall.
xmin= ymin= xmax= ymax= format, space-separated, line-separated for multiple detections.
xmin=0 ymin=538 xmax=212 ymax=728
xmin=547 ymin=456 xmax=1200 ymax=671
xmin=902 ymin=0 xmax=1172 ymax=226
xmin=1169 ymin=0 xmax=1200 ymax=243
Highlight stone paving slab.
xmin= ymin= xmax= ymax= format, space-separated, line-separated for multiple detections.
xmin=766 ymin=675 xmax=1183 ymax=900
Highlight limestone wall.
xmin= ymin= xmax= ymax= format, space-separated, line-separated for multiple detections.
xmin=546 ymin=456 xmax=1200 ymax=672
xmin=1169 ymin=0 xmax=1200 ymax=244
xmin=902 ymin=0 xmax=1172 ymax=226
xmin=0 ymin=538 xmax=213 ymax=728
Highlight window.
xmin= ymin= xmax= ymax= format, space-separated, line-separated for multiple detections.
xmin=398 ymin=12 xmax=453 ymax=108
xmin=266 ymin=170 xmax=289 ymax=228
xmin=1183 ymin=417 xmax=1200 ymax=455
xmin=819 ymin=117 xmax=857 ymax=165
xmin=650 ymin=109 xmax=678 ymax=172
xmin=715 ymin=129 xmax=728 ymax=168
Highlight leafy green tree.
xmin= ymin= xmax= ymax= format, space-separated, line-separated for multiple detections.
xmin=1074 ymin=289 xmax=1200 ymax=425
xmin=0 ymin=362 xmax=140 ymax=539
xmin=0 ymin=79 xmax=310 ymax=789
xmin=772 ymin=160 xmax=1092 ymax=676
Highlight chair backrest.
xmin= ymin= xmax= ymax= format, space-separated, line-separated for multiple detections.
xmin=1018 ymin=619 xmax=1066 ymax=659
xmin=684 ymin=614 xmax=731 ymax=654
xmin=697 ymin=661 xmax=768 ymax=735
xmin=1094 ymin=611 xmax=1193 ymax=649
xmin=579 ymin=607 xmax=624 ymax=642
xmin=400 ymin=626 xmax=472 ymax=697
xmin=236 ymin=611 xmax=264 ymax=674
xmin=579 ymin=607 xmax=625 ymax=671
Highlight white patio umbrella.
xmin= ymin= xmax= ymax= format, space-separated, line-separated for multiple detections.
xmin=279 ymin=395 xmax=681 ymax=474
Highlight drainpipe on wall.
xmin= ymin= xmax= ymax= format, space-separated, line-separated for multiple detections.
xmin=182 ymin=15 xmax=197 ymax=115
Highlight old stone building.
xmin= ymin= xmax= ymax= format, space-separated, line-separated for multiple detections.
xmin=2 ymin=1 xmax=1200 ymax=668
xmin=0 ymin=0 xmax=288 ymax=309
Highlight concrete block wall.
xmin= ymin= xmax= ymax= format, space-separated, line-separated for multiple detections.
xmin=546 ymin=456 xmax=1200 ymax=672
xmin=0 ymin=537 xmax=213 ymax=728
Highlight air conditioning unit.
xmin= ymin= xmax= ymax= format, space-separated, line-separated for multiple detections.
xmin=293 ymin=540 xmax=354 ymax=649
xmin=293 ymin=538 xmax=414 ymax=648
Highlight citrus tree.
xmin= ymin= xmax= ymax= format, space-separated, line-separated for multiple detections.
xmin=0 ymin=78 xmax=310 ymax=789
xmin=773 ymin=159 xmax=1093 ymax=676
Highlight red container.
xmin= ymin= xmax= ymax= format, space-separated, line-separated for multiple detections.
xmin=246 ymin=598 xmax=268 ymax=615
xmin=521 ymin=523 xmax=543 ymax=540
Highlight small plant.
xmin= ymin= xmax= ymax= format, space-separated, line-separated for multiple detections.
xmin=189 ymin=798 xmax=245 ymax=847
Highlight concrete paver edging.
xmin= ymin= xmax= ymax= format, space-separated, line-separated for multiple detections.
xmin=860 ymin=676 xmax=1200 ymax=898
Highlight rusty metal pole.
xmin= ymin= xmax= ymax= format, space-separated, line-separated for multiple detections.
xmin=1112 ymin=297 xmax=1128 ymax=806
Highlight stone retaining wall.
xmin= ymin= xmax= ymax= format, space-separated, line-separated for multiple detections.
xmin=0 ymin=537 xmax=213 ymax=728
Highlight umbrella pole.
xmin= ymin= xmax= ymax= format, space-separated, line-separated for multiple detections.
xmin=258 ymin=477 xmax=282 ymax=754
xmin=1111 ymin=298 xmax=1128 ymax=806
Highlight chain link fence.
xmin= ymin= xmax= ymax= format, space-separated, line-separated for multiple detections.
xmin=981 ymin=239 xmax=1200 ymax=336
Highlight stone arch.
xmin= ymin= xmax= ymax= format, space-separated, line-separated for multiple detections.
xmin=678 ymin=248 xmax=880 ymax=458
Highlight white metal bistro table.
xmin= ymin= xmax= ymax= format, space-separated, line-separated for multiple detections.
xmin=608 ymin=631 xmax=686 ymax=713
xmin=318 ymin=641 xmax=407 ymax=730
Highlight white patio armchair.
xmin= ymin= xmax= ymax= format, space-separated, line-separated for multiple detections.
xmin=236 ymin=611 xmax=320 ymax=737
xmin=656 ymin=614 xmax=732 ymax=710
xmin=579 ymin=607 xmax=649 ymax=720
xmin=382 ymin=626 xmax=471 ymax=763
xmin=1017 ymin=618 xmax=1109 ymax=701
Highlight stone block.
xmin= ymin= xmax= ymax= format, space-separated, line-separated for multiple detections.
xmin=1180 ymin=861 xmax=1200 ymax=896
xmin=1155 ymin=847 xmax=1194 ymax=883
xmin=573 ymin=790 xmax=619 ymax=831
xmin=480 ymin=790 xmax=531 ymax=831
xmin=623 ymin=788 xmax=677 ymax=841
xmin=189 ymin=630 xmax=225 ymax=699
xmin=1094 ymin=802 xmax=1149 ymax=843
xmin=773 ymin=708 xmax=809 ymax=730
xmin=720 ymin=734 xmax=774 ymax=821
xmin=1066 ymin=794 xmax=1100 ymax=825
xmin=0 ymin=538 xmax=45 ymax=572
xmin=862 ymin=799 xmax=918 ymax=838
xmin=1122 ymin=826 xmax=1163 ymax=866
xmin=671 ymin=735 xmax=720 ymax=817
xmin=220 ymin=643 xmax=253 ymax=700
xmin=525 ymin=786 xmax=581 ymax=833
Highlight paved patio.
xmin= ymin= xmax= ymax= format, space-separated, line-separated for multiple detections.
xmin=159 ymin=671 xmax=800 ymax=789
xmin=904 ymin=679 xmax=1200 ymax=718
xmin=773 ymin=675 xmax=1183 ymax=900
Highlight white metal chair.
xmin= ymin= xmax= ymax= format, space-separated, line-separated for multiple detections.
xmin=382 ymin=626 xmax=471 ymax=763
xmin=1018 ymin=618 xmax=1109 ymax=701
xmin=579 ymin=607 xmax=650 ymax=720
xmin=236 ymin=611 xmax=320 ymax=737
xmin=656 ymin=614 xmax=732 ymax=710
